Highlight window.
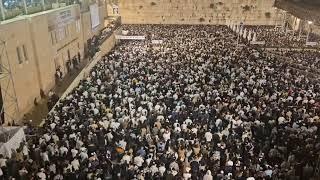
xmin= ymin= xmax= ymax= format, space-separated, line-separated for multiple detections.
xmin=64 ymin=25 xmax=69 ymax=37
xmin=22 ymin=45 xmax=28 ymax=61
xmin=58 ymin=28 xmax=66 ymax=41
xmin=16 ymin=47 xmax=23 ymax=64
xmin=51 ymin=31 xmax=57 ymax=45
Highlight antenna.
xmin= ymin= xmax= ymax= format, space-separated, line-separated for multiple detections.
xmin=0 ymin=38 xmax=20 ymax=126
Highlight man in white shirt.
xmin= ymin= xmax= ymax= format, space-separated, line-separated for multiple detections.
xmin=121 ymin=153 xmax=132 ymax=164
xmin=134 ymin=155 xmax=144 ymax=167
xmin=37 ymin=168 xmax=46 ymax=180
xmin=71 ymin=158 xmax=80 ymax=171
xmin=71 ymin=148 xmax=78 ymax=158
xmin=205 ymin=131 xmax=213 ymax=142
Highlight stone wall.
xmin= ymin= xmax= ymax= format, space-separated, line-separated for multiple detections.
xmin=118 ymin=0 xmax=281 ymax=25
xmin=0 ymin=4 xmax=107 ymax=124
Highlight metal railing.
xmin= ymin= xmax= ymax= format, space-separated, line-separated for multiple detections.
xmin=0 ymin=0 xmax=104 ymax=21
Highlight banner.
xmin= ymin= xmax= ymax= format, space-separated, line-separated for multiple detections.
xmin=152 ymin=40 xmax=163 ymax=44
xmin=47 ymin=6 xmax=80 ymax=31
xmin=122 ymin=30 xmax=129 ymax=35
xmin=90 ymin=4 xmax=100 ymax=29
xmin=115 ymin=35 xmax=145 ymax=40
xmin=306 ymin=42 xmax=318 ymax=46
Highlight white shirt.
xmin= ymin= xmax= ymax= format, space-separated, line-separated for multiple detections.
xmin=163 ymin=131 xmax=171 ymax=142
xmin=49 ymin=164 xmax=56 ymax=174
xmin=159 ymin=166 xmax=166 ymax=176
xmin=37 ymin=172 xmax=46 ymax=180
xmin=41 ymin=152 xmax=49 ymax=162
xmin=185 ymin=118 xmax=192 ymax=125
xmin=205 ymin=132 xmax=212 ymax=142
xmin=60 ymin=146 xmax=68 ymax=155
xmin=80 ymin=152 xmax=88 ymax=161
xmin=183 ymin=173 xmax=192 ymax=180
xmin=134 ymin=156 xmax=144 ymax=167
xmin=22 ymin=145 xmax=29 ymax=156
xmin=107 ymin=132 xmax=113 ymax=141
xmin=118 ymin=140 xmax=127 ymax=150
xmin=150 ymin=165 xmax=159 ymax=175
xmin=71 ymin=149 xmax=78 ymax=158
xmin=121 ymin=154 xmax=131 ymax=164
xmin=181 ymin=123 xmax=187 ymax=131
xmin=71 ymin=159 xmax=80 ymax=171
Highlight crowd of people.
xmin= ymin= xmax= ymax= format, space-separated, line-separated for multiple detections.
xmin=1 ymin=24 xmax=320 ymax=180
xmin=272 ymin=49 xmax=320 ymax=74
xmin=244 ymin=25 xmax=320 ymax=48
xmin=87 ymin=18 xmax=121 ymax=60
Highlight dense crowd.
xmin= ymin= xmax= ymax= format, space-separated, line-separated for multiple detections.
xmin=87 ymin=18 xmax=121 ymax=59
xmin=244 ymin=25 xmax=320 ymax=48
xmin=272 ymin=49 xmax=320 ymax=74
xmin=1 ymin=25 xmax=320 ymax=180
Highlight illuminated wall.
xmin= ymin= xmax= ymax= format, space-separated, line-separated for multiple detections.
xmin=119 ymin=0 xmax=281 ymax=25
xmin=0 ymin=4 xmax=106 ymax=124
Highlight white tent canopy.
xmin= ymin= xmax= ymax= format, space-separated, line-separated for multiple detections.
xmin=0 ymin=126 xmax=25 ymax=158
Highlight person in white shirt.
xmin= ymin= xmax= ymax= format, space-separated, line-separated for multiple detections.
xmin=163 ymin=130 xmax=171 ymax=142
xmin=204 ymin=131 xmax=213 ymax=142
xmin=37 ymin=168 xmax=46 ymax=180
xmin=59 ymin=146 xmax=68 ymax=155
xmin=121 ymin=153 xmax=132 ymax=164
xmin=158 ymin=164 xmax=166 ymax=176
xmin=71 ymin=148 xmax=78 ymax=158
xmin=134 ymin=155 xmax=144 ymax=167
xmin=71 ymin=158 xmax=80 ymax=171
xmin=80 ymin=150 xmax=88 ymax=162
xmin=118 ymin=139 xmax=127 ymax=150
xmin=49 ymin=163 xmax=56 ymax=174
xmin=150 ymin=163 xmax=159 ymax=176
xmin=41 ymin=151 xmax=49 ymax=162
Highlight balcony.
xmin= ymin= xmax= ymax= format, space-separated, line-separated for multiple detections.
xmin=0 ymin=0 xmax=104 ymax=21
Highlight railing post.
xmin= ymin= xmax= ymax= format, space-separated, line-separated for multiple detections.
xmin=0 ymin=0 xmax=6 ymax=20
xmin=23 ymin=0 xmax=28 ymax=14
xmin=41 ymin=0 xmax=46 ymax=10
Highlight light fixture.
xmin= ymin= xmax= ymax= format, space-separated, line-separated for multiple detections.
xmin=308 ymin=21 xmax=313 ymax=24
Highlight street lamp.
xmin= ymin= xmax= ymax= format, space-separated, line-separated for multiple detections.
xmin=306 ymin=21 xmax=313 ymax=43
xmin=274 ymin=7 xmax=278 ymax=29
xmin=236 ymin=22 xmax=243 ymax=47
xmin=282 ymin=10 xmax=287 ymax=33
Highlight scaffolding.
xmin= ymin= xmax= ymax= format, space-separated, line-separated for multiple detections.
xmin=0 ymin=38 xmax=20 ymax=126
